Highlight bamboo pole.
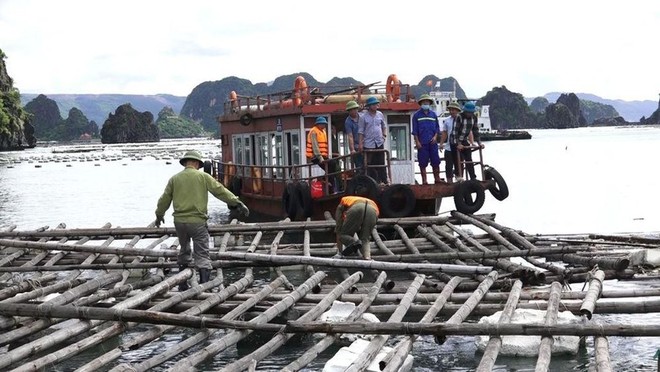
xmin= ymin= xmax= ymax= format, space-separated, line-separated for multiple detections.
xmin=95 ymin=274 xmax=259 ymax=372
xmin=271 ymin=219 xmax=295 ymax=291
xmin=475 ymin=279 xmax=523 ymax=372
xmin=416 ymin=225 xmax=485 ymax=282
xmin=168 ymin=271 xmax=327 ymax=371
xmin=588 ymin=233 xmax=660 ymax=245
xmin=368 ymin=228 xmax=399 ymax=290
xmin=214 ymin=218 xmax=238 ymax=291
xmin=221 ymin=272 xmax=364 ymax=372
xmin=346 ymin=274 xmax=425 ymax=372
xmin=0 ymin=269 xmax=190 ymax=370
xmin=580 ymin=269 xmax=605 ymax=320
xmin=397 ymin=225 xmax=453 ymax=283
xmin=535 ymin=281 xmax=563 ymax=372
xmin=282 ymin=271 xmax=389 ymax=372
xmin=15 ymin=273 xmax=228 ymax=372
xmin=0 ymin=224 xmax=65 ymax=282
xmin=452 ymin=212 xmax=568 ymax=278
xmin=593 ymin=336 xmax=612 ymax=372
xmin=381 ymin=276 xmax=464 ymax=372
xmin=0 ymin=214 xmax=497 ymax=239
xmin=0 ymin=273 xmax=57 ymax=301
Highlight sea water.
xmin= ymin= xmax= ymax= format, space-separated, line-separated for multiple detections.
xmin=1 ymin=128 xmax=659 ymax=371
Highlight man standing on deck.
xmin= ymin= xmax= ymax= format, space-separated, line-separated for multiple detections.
xmin=333 ymin=195 xmax=379 ymax=260
xmin=455 ymin=101 xmax=484 ymax=180
xmin=439 ymin=101 xmax=462 ymax=183
xmin=358 ymin=96 xmax=388 ymax=185
xmin=307 ymin=116 xmax=341 ymax=193
xmin=344 ymin=100 xmax=364 ymax=172
xmin=412 ymin=94 xmax=441 ymax=184
xmin=155 ymin=150 xmax=249 ymax=290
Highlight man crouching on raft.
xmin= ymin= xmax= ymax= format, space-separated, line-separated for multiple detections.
xmin=334 ymin=196 xmax=379 ymax=260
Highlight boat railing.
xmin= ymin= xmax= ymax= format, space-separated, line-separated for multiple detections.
xmin=223 ymin=82 xmax=415 ymax=114
xmin=456 ymin=145 xmax=486 ymax=180
xmin=211 ymin=149 xmax=393 ymax=197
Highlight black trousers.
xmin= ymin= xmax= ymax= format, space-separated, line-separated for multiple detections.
xmin=365 ymin=144 xmax=387 ymax=183
xmin=459 ymin=147 xmax=477 ymax=180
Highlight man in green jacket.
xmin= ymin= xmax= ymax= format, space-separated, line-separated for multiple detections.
xmin=155 ymin=150 xmax=249 ymax=290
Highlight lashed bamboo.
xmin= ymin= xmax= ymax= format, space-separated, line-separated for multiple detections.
xmin=346 ymin=274 xmax=425 ymax=372
xmin=445 ymin=222 xmax=543 ymax=284
xmin=95 ymin=274 xmax=259 ymax=372
xmin=381 ymin=276 xmax=464 ymax=372
xmin=581 ymin=269 xmax=605 ymax=319
xmin=63 ymin=223 xmax=114 ymax=281
xmin=0 ymin=269 xmax=190 ymax=370
xmin=588 ymin=233 xmax=660 ymax=245
xmin=0 ymin=213 xmax=497 ymax=239
xmin=594 ymin=336 xmax=612 ymax=372
xmin=535 ymin=281 xmax=563 ymax=372
xmin=15 ymin=273 xmax=227 ymax=372
xmin=282 ymin=271 xmax=389 ymax=372
xmin=546 ymin=253 xmax=629 ymax=271
xmin=215 ymin=219 xmax=238 ymax=290
xmin=168 ymin=271 xmax=327 ymax=371
xmin=369 ymin=228 xmax=407 ymax=289
xmin=0 ymin=224 xmax=65 ymax=282
xmin=73 ymin=274 xmax=163 ymax=307
xmin=221 ymin=272 xmax=364 ymax=372
xmin=396 ymin=225 xmax=453 ymax=283
xmin=303 ymin=218 xmax=316 ymax=278
xmin=0 ymin=273 xmax=57 ymax=301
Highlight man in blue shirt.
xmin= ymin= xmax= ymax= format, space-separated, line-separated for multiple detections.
xmin=344 ymin=100 xmax=363 ymax=172
xmin=412 ymin=94 xmax=441 ymax=184
xmin=358 ymin=96 xmax=388 ymax=184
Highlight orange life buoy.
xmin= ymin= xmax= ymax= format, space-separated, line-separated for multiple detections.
xmin=385 ymin=74 xmax=401 ymax=103
xmin=293 ymin=76 xmax=309 ymax=107
xmin=229 ymin=91 xmax=238 ymax=110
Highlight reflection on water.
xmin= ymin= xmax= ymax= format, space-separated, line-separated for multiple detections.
xmin=2 ymin=131 xmax=660 ymax=370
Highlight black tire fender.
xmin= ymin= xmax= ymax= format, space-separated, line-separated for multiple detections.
xmin=282 ymin=181 xmax=300 ymax=220
xmin=229 ymin=176 xmax=242 ymax=197
xmin=296 ymin=181 xmax=313 ymax=219
xmin=346 ymin=175 xmax=379 ymax=200
xmin=203 ymin=160 xmax=212 ymax=175
xmin=484 ymin=166 xmax=509 ymax=201
xmin=453 ymin=179 xmax=486 ymax=214
xmin=379 ymin=184 xmax=416 ymax=218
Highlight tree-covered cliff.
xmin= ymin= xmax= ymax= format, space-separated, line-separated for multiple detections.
xmin=156 ymin=106 xmax=206 ymax=138
xmin=100 ymin=103 xmax=159 ymax=144
xmin=0 ymin=49 xmax=36 ymax=150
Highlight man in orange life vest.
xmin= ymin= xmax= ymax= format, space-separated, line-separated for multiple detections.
xmin=334 ymin=196 xmax=379 ymax=260
xmin=306 ymin=116 xmax=340 ymax=192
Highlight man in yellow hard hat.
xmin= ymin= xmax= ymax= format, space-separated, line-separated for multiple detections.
xmin=155 ymin=150 xmax=249 ymax=290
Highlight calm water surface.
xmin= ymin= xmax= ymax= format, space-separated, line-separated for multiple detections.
xmin=1 ymin=129 xmax=659 ymax=371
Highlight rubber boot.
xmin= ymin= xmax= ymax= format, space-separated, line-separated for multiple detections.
xmin=432 ymin=166 xmax=441 ymax=183
xmin=420 ymin=168 xmax=428 ymax=185
xmin=198 ymin=268 xmax=211 ymax=284
xmin=178 ymin=265 xmax=190 ymax=291
xmin=341 ymin=242 xmax=361 ymax=256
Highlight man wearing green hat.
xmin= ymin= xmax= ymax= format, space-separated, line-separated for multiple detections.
xmin=412 ymin=94 xmax=441 ymax=184
xmin=344 ymin=100 xmax=363 ymax=171
xmin=155 ymin=150 xmax=249 ymax=290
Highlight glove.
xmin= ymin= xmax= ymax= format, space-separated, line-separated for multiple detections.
xmin=237 ymin=201 xmax=250 ymax=217
xmin=155 ymin=215 xmax=164 ymax=228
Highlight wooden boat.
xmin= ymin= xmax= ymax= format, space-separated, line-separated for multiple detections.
xmin=211 ymin=74 xmax=510 ymax=221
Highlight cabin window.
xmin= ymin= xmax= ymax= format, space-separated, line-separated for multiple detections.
xmin=388 ymin=125 xmax=411 ymax=161
xmin=286 ymin=131 xmax=301 ymax=166
xmin=243 ymin=136 xmax=252 ymax=167
xmin=271 ymin=133 xmax=284 ymax=179
xmin=256 ymin=134 xmax=271 ymax=178
xmin=233 ymin=136 xmax=243 ymax=166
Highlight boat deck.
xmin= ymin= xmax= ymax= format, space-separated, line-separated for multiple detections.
xmin=0 ymin=212 xmax=659 ymax=370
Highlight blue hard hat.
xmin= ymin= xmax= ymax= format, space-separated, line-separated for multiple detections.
xmin=462 ymin=101 xmax=476 ymax=113
xmin=365 ymin=96 xmax=380 ymax=106
xmin=315 ymin=116 xmax=328 ymax=125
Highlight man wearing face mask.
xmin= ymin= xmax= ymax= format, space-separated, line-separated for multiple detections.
xmin=412 ymin=94 xmax=441 ymax=184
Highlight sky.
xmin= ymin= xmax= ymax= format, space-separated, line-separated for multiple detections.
xmin=0 ymin=0 xmax=658 ymax=102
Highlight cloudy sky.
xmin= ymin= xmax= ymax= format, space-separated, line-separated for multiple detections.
xmin=0 ymin=0 xmax=658 ymax=101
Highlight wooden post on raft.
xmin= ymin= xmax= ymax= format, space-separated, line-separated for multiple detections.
xmin=220 ymin=272 xmax=364 ymax=372
xmin=535 ymin=281 xmax=563 ymax=372
xmin=476 ymin=279 xmax=523 ymax=372
xmin=381 ymin=276 xmax=464 ymax=372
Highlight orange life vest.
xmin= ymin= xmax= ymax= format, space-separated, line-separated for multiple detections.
xmin=306 ymin=126 xmax=328 ymax=158
xmin=340 ymin=196 xmax=380 ymax=217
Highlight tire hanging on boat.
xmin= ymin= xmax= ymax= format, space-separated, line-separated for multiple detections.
xmin=282 ymin=181 xmax=300 ymax=220
xmin=203 ymin=160 xmax=213 ymax=175
xmin=453 ymin=179 xmax=485 ymax=214
xmin=484 ymin=166 xmax=509 ymax=201
xmin=379 ymin=184 xmax=416 ymax=218
xmin=346 ymin=175 xmax=379 ymax=200
xmin=296 ymin=181 xmax=313 ymax=219
xmin=229 ymin=176 xmax=242 ymax=197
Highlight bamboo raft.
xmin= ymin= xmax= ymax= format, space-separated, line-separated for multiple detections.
xmin=0 ymin=211 xmax=659 ymax=371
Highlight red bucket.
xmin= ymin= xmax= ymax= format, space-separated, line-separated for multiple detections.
xmin=311 ymin=179 xmax=324 ymax=199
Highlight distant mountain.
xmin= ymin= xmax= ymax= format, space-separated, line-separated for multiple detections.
xmin=19 ymin=94 xmax=186 ymax=126
xmin=529 ymin=93 xmax=656 ymax=122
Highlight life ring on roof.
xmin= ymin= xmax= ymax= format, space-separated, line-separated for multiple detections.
xmin=385 ymin=74 xmax=401 ymax=103
xmin=293 ymin=76 xmax=310 ymax=107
